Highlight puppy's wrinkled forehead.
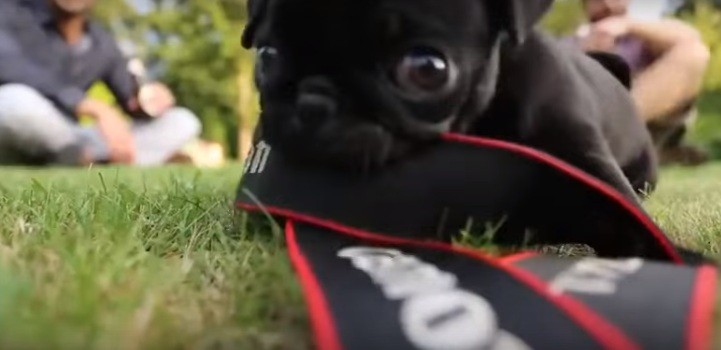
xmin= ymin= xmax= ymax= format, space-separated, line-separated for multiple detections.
xmin=261 ymin=0 xmax=490 ymax=55
xmin=374 ymin=0 xmax=491 ymax=41
xmin=266 ymin=0 xmax=366 ymax=54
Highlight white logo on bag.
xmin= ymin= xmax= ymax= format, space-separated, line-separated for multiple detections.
xmin=243 ymin=140 xmax=271 ymax=174
xmin=338 ymin=247 xmax=530 ymax=350
xmin=549 ymin=258 xmax=643 ymax=295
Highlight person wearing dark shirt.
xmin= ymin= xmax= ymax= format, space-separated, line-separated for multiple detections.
xmin=0 ymin=0 xmax=201 ymax=166
xmin=564 ymin=0 xmax=711 ymax=166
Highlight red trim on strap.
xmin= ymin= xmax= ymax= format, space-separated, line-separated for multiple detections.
xmin=241 ymin=203 xmax=639 ymax=350
xmin=441 ymin=133 xmax=683 ymax=264
xmin=686 ymin=265 xmax=717 ymax=350
xmin=285 ymin=220 xmax=343 ymax=350
xmin=500 ymin=252 xmax=539 ymax=265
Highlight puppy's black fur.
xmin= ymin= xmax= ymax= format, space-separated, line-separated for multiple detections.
xmin=242 ymin=0 xmax=657 ymax=205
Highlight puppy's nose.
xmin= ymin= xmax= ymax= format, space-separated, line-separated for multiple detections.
xmin=296 ymin=76 xmax=338 ymax=127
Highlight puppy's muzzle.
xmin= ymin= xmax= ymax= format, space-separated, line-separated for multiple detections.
xmin=296 ymin=76 xmax=338 ymax=128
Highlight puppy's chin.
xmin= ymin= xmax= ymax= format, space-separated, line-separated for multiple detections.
xmin=262 ymin=109 xmax=419 ymax=173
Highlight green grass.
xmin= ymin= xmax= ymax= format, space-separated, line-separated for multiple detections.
xmin=1 ymin=163 xmax=721 ymax=349
xmin=0 ymin=166 xmax=308 ymax=350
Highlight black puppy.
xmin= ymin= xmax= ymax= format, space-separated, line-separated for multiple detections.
xmin=241 ymin=0 xmax=657 ymax=204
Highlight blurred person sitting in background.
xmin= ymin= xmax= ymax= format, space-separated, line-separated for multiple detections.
xmin=566 ymin=0 xmax=711 ymax=166
xmin=0 ymin=0 xmax=212 ymax=167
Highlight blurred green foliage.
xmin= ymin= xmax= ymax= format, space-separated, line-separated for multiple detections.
xmin=541 ymin=0 xmax=585 ymax=36
xmin=94 ymin=0 xmax=254 ymax=158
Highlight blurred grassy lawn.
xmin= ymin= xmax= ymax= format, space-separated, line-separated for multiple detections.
xmin=0 ymin=166 xmax=308 ymax=350
xmin=2 ymin=94 xmax=721 ymax=349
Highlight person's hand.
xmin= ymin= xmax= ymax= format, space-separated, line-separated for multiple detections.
xmin=592 ymin=16 xmax=631 ymax=39
xmin=580 ymin=31 xmax=617 ymax=52
xmin=138 ymin=82 xmax=176 ymax=117
xmin=76 ymin=99 xmax=135 ymax=164
xmin=578 ymin=16 xmax=631 ymax=53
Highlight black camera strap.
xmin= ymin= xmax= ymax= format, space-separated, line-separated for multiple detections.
xmin=504 ymin=254 xmax=716 ymax=350
xmin=236 ymin=134 xmax=716 ymax=350
xmin=283 ymin=220 xmax=639 ymax=350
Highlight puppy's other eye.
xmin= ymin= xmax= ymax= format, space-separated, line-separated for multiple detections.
xmin=394 ymin=47 xmax=453 ymax=95
xmin=256 ymin=46 xmax=279 ymax=84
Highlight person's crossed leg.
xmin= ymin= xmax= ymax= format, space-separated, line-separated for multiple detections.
xmin=0 ymin=0 xmax=206 ymax=167
xmin=0 ymin=84 xmax=201 ymax=166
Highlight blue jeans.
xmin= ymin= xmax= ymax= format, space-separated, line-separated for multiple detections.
xmin=0 ymin=84 xmax=201 ymax=166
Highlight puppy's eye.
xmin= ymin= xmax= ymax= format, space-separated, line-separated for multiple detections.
xmin=394 ymin=47 xmax=454 ymax=95
xmin=256 ymin=46 xmax=279 ymax=84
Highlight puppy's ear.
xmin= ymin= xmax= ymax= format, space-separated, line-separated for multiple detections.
xmin=242 ymin=0 xmax=268 ymax=49
xmin=492 ymin=0 xmax=554 ymax=46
